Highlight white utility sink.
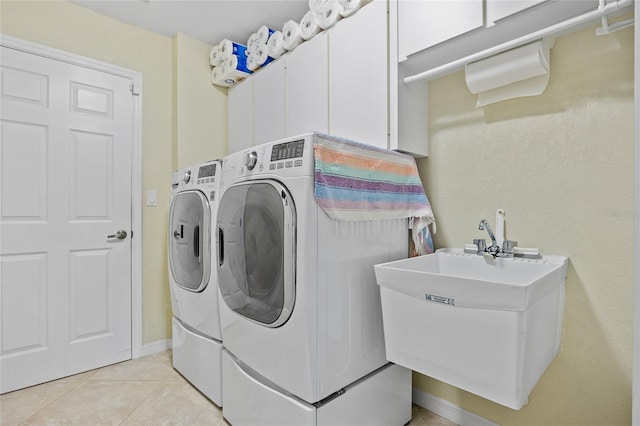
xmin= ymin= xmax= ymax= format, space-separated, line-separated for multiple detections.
xmin=375 ymin=248 xmax=568 ymax=311
xmin=374 ymin=248 xmax=569 ymax=410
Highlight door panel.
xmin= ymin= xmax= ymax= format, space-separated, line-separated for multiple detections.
xmin=70 ymin=130 xmax=113 ymax=219
xmin=1 ymin=253 xmax=48 ymax=353
xmin=69 ymin=249 xmax=111 ymax=341
xmin=217 ymin=180 xmax=296 ymax=328
xmin=0 ymin=46 xmax=133 ymax=393
xmin=169 ymin=190 xmax=210 ymax=292
xmin=0 ymin=121 xmax=48 ymax=220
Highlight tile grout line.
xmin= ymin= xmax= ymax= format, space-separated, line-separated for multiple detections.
xmin=117 ymin=380 xmax=169 ymax=425
xmin=16 ymin=370 xmax=97 ymax=425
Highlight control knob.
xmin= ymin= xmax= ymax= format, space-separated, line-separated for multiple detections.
xmin=245 ymin=151 xmax=258 ymax=171
xmin=183 ymin=170 xmax=191 ymax=183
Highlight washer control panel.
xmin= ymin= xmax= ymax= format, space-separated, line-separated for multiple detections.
xmin=195 ymin=162 xmax=217 ymax=185
xmin=172 ymin=161 xmax=219 ymax=192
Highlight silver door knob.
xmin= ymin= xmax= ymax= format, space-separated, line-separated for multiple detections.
xmin=107 ymin=230 xmax=128 ymax=240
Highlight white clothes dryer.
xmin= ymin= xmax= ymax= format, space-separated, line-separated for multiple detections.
xmin=168 ymin=160 xmax=223 ymax=406
xmin=216 ymin=134 xmax=412 ymax=425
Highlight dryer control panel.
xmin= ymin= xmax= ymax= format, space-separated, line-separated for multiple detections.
xmin=268 ymin=139 xmax=305 ymax=171
xmin=224 ymin=134 xmax=314 ymax=182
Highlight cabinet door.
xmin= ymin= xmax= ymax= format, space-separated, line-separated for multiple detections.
xmin=228 ymin=78 xmax=254 ymax=153
xmin=253 ymin=58 xmax=286 ymax=146
xmin=286 ymin=32 xmax=329 ymax=137
xmin=398 ymin=0 xmax=483 ymax=60
xmin=486 ymin=0 xmax=547 ymax=26
xmin=329 ymin=0 xmax=388 ymax=149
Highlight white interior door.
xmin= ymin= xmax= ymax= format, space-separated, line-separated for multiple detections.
xmin=0 ymin=46 xmax=133 ymax=393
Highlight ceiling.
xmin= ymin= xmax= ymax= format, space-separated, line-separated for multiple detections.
xmin=69 ymin=0 xmax=310 ymax=47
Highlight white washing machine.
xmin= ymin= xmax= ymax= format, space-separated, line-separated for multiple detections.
xmin=168 ymin=160 xmax=223 ymax=406
xmin=216 ymin=134 xmax=412 ymax=425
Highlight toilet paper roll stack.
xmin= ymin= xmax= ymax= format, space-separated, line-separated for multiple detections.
xmin=210 ymin=0 xmax=364 ymax=85
xmin=338 ymin=0 xmax=362 ymax=17
xmin=312 ymin=0 xmax=343 ymax=29
xmin=210 ymin=39 xmax=248 ymax=67
xmin=246 ymin=25 xmax=276 ymax=71
xmin=210 ymin=51 xmax=253 ymax=88
xmin=299 ymin=10 xmax=321 ymax=40
xmin=257 ymin=25 xmax=275 ymax=45
xmin=247 ymin=44 xmax=274 ymax=71
xmin=282 ymin=20 xmax=303 ymax=51
xmin=211 ymin=66 xmax=235 ymax=87
xmin=267 ymin=31 xmax=287 ymax=59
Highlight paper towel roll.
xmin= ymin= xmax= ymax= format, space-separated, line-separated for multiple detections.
xmin=309 ymin=0 xmax=332 ymax=13
xmin=282 ymin=20 xmax=303 ymax=51
xmin=218 ymin=39 xmax=248 ymax=64
xmin=465 ymin=40 xmax=550 ymax=106
xmin=256 ymin=25 xmax=276 ymax=45
xmin=246 ymin=32 xmax=261 ymax=54
xmin=338 ymin=0 xmax=362 ymax=17
xmin=211 ymin=66 xmax=235 ymax=87
xmin=317 ymin=0 xmax=342 ymax=29
xmin=300 ymin=11 xmax=321 ymax=40
xmin=267 ymin=31 xmax=287 ymax=59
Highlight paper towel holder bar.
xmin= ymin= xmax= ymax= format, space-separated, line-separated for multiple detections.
xmin=596 ymin=0 xmax=634 ymax=35
xmin=403 ymin=0 xmax=633 ymax=84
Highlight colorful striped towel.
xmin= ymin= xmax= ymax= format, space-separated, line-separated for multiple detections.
xmin=313 ymin=133 xmax=435 ymax=227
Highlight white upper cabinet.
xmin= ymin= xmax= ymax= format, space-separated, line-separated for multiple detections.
xmin=226 ymin=0 xmax=429 ymax=157
xmin=228 ymin=78 xmax=254 ymax=153
xmin=398 ymin=0 xmax=484 ymax=60
xmin=329 ymin=0 xmax=389 ymax=149
xmin=486 ymin=0 xmax=547 ymax=26
xmin=286 ymin=32 xmax=329 ymax=137
xmin=396 ymin=0 xmax=599 ymax=76
xmin=253 ymin=58 xmax=286 ymax=146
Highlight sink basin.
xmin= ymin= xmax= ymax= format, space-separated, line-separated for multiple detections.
xmin=374 ymin=248 xmax=568 ymax=311
xmin=374 ymin=248 xmax=568 ymax=410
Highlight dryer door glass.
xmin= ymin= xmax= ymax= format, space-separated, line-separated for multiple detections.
xmin=169 ymin=190 xmax=211 ymax=292
xmin=217 ymin=180 xmax=296 ymax=327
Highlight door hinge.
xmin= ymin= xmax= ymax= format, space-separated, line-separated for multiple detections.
xmin=130 ymin=84 xmax=140 ymax=96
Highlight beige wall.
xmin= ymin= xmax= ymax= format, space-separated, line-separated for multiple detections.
xmin=417 ymin=23 xmax=634 ymax=425
xmin=174 ymin=32 xmax=228 ymax=169
xmin=0 ymin=0 xmax=226 ymax=345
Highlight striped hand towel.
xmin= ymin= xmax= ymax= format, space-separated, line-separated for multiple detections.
xmin=313 ymin=133 xmax=435 ymax=227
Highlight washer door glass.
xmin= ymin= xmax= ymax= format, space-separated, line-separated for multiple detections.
xmin=169 ymin=190 xmax=211 ymax=292
xmin=217 ymin=180 xmax=296 ymax=327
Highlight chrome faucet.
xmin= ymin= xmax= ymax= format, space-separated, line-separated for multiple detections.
xmin=478 ymin=219 xmax=496 ymax=247
xmin=473 ymin=219 xmax=517 ymax=258
xmin=478 ymin=219 xmax=500 ymax=256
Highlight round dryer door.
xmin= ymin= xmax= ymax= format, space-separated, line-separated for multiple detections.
xmin=217 ymin=179 xmax=296 ymax=328
xmin=169 ymin=190 xmax=211 ymax=292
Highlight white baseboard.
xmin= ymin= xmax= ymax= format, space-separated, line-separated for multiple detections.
xmin=140 ymin=339 xmax=172 ymax=358
xmin=412 ymin=388 xmax=498 ymax=426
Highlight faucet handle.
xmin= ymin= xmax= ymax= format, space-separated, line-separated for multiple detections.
xmin=473 ymin=239 xmax=487 ymax=253
xmin=502 ymin=240 xmax=518 ymax=254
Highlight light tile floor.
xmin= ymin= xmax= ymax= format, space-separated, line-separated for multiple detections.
xmin=1 ymin=351 xmax=456 ymax=426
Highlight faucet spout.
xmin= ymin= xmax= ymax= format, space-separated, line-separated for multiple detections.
xmin=478 ymin=219 xmax=497 ymax=248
